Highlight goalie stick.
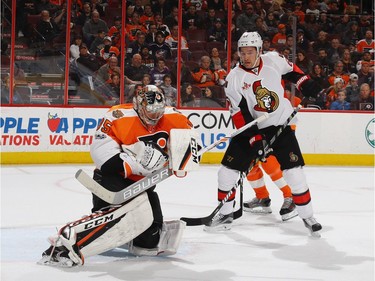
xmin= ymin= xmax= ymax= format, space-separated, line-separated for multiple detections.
xmin=75 ymin=113 xmax=269 ymax=205
xmin=180 ymin=105 xmax=303 ymax=226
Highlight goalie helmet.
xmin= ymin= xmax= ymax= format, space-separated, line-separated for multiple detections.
xmin=134 ymin=85 xmax=166 ymax=132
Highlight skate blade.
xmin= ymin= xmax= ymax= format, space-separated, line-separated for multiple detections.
xmin=281 ymin=209 xmax=298 ymax=221
xmin=203 ymin=224 xmax=232 ymax=233
xmin=244 ymin=206 xmax=272 ymax=214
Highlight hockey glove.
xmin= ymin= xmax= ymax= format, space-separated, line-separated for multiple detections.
xmin=122 ymin=141 xmax=168 ymax=175
xmin=249 ymin=134 xmax=272 ymax=162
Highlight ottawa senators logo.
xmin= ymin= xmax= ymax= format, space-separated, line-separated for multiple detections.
xmin=252 ymin=80 xmax=279 ymax=112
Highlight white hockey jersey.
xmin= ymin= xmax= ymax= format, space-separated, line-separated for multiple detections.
xmin=225 ymin=52 xmax=302 ymax=130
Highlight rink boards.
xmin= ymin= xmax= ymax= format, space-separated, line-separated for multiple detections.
xmin=1 ymin=107 xmax=374 ymax=166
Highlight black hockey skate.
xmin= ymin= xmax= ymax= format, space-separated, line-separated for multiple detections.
xmin=38 ymin=245 xmax=78 ymax=267
xmin=303 ymin=217 xmax=322 ymax=238
xmin=243 ymin=197 xmax=272 ymax=214
xmin=279 ymin=197 xmax=298 ymax=221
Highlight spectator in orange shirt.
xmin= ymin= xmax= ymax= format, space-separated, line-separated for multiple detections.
xmin=328 ymin=61 xmax=350 ymax=86
xmin=272 ymin=24 xmax=287 ymax=46
xmin=191 ymin=56 xmax=218 ymax=88
xmin=139 ymin=4 xmax=154 ymax=27
xmin=125 ymin=12 xmax=147 ymax=42
xmin=292 ymin=1 xmax=305 ymax=23
xmin=99 ymin=36 xmax=120 ymax=62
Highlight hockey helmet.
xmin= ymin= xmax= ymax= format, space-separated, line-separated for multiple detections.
xmin=237 ymin=32 xmax=263 ymax=54
xmin=134 ymin=85 xmax=166 ymax=131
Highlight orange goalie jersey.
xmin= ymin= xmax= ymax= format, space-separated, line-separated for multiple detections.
xmin=90 ymin=104 xmax=193 ymax=181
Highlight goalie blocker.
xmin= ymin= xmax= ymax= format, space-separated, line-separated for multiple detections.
xmin=38 ymin=193 xmax=186 ymax=267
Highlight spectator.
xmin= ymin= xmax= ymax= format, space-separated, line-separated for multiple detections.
xmin=317 ymin=48 xmax=332 ymax=76
xmin=126 ymin=31 xmax=148 ymax=64
xmin=262 ymin=37 xmax=275 ymax=54
xmin=207 ymin=18 xmax=227 ymax=43
xmin=292 ymin=1 xmax=305 ymax=23
xmin=181 ymin=83 xmax=197 ymax=107
xmin=182 ymin=4 xmax=203 ymax=30
xmin=99 ymin=36 xmax=120 ymax=63
xmin=145 ymin=23 xmax=158 ymax=44
xmin=149 ymin=31 xmax=172 ymax=61
xmin=236 ymin=4 xmax=258 ymax=35
xmin=358 ymin=12 xmax=372 ymax=34
xmin=265 ymin=12 xmax=278 ymax=36
xmin=356 ymin=30 xmax=375 ymax=54
xmin=165 ymin=24 xmax=189 ymax=49
xmin=328 ymin=60 xmax=350 ymax=86
xmin=254 ymin=17 xmax=268 ymax=39
xmin=357 ymin=62 xmax=374 ymax=90
xmin=98 ymin=72 xmax=121 ymax=103
xmin=131 ymin=0 xmax=144 ymax=15
xmin=333 ymin=14 xmax=351 ymax=35
xmin=160 ymin=74 xmax=177 ymax=107
xmin=76 ymin=2 xmax=92 ymax=27
xmin=154 ymin=12 xmax=171 ymax=35
xmin=82 ymin=11 xmax=109 ymax=46
xmin=191 ymin=55 xmax=218 ymax=88
xmin=35 ymin=0 xmax=59 ymax=15
xmin=171 ymin=58 xmax=193 ymax=85
xmin=149 ymin=58 xmax=171 ymax=86
xmin=141 ymin=73 xmax=152 ymax=86
xmin=207 ymin=0 xmax=225 ymax=11
xmin=342 ymin=21 xmax=363 ymax=46
xmin=284 ymin=85 xmax=302 ymax=107
xmin=253 ymin=0 xmax=267 ymax=19
xmin=272 ymin=24 xmax=287 ymax=46
xmin=36 ymin=10 xmax=60 ymax=45
xmin=210 ymin=48 xmax=222 ymax=71
xmin=215 ymin=59 xmax=228 ymax=86
xmin=330 ymin=90 xmax=351 ymax=110
xmin=340 ymin=48 xmax=357 ymax=74
xmin=312 ymin=31 xmax=330 ymax=53
xmin=70 ymin=35 xmax=83 ymax=61
xmin=164 ymin=6 xmax=178 ymax=29
xmin=124 ymin=53 xmax=150 ymax=82
xmin=303 ymin=13 xmax=320 ymax=41
xmin=108 ymin=16 xmax=123 ymax=49
xmin=125 ymin=12 xmax=147 ymax=42
xmin=345 ymin=73 xmax=360 ymax=104
xmin=152 ymin=0 xmax=174 ymax=18
xmin=199 ymin=87 xmax=224 ymax=108
xmin=310 ymin=63 xmax=330 ymax=90
xmin=305 ymin=0 xmax=320 ymax=20
xmin=296 ymin=50 xmax=313 ymax=76
xmin=356 ymin=51 xmax=375 ymax=72
xmin=125 ymin=83 xmax=143 ymax=103
xmin=0 ymin=75 xmax=25 ymax=104
xmin=91 ymin=0 xmax=105 ymax=17
xmin=327 ymin=38 xmax=345 ymax=70
xmin=351 ymin=83 xmax=374 ymax=110
xmin=267 ymin=1 xmax=285 ymax=20
xmin=326 ymin=77 xmax=345 ymax=109
xmin=296 ymin=29 xmax=310 ymax=51
xmin=89 ymin=29 xmax=106 ymax=55
xmin=184 ymin=0 xmax=208 ymax=11
xmin=317 ymin=10 xmax=334 ymax=33
xmin=96 ymin=56 xmax=121 ymax=84
xmin=203 ymin=8 xmax=218 ymax=30
xmin=139 ymin=4 xmax=154 ymax=27
xmin=140 ymin=45 xmax=154 ymax=69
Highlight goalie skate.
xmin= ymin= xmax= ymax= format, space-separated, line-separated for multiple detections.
xmin=243 ymin=197 xmax=272 ymax=214
xmin=203 ymin=212 xmax=233 ymax=232
xmin=279 ymin=197 xmax=298 ymax=221
xmin=303 ymin=217 xmax=322 ymax=238
xmin=38 ymin=245 xmax=78 ymax=267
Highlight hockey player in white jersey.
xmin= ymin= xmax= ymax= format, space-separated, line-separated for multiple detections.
xmin=204 ymin=32 xmax=322 ymax=236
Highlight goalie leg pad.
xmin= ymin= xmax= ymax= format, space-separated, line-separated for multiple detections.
xmin=128 ymin=220 xmax=186 ymax=256
xmin=54 ymin=192 xmax=153 ymax=265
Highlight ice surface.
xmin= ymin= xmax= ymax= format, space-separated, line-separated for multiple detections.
xmin=1 ymin=164 xmax=374 ymax=281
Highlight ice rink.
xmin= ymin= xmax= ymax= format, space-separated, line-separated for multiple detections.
xmin=1 ymin=164 xmax=374 ymax=281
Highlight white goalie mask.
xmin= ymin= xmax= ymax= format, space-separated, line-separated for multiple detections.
xmin=134 ymin=85 xmax=166 ymax=132
xmin=238 ymin=32 xmax=263 ymax=67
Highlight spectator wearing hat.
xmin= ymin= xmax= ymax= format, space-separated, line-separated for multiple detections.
xmin=236 ymin=4 xmax=258 ymax=35
xmin=351 ymin=83 xmax=374 ymax=110
xmin=345 ymin=73 xmax=360 ymax=103
xmin=149 ymin=31 xmax=172 ymax=61
xmin=342 ymin=21 xmax=363 ymax=46
xmin=330 ymin=90 xmax=351 ymax=110
xmin=356 ymin=30 xmax=375 ymax=54
xmin=99 ymin=36 xmax=120 ymax=62
xmin=207 ymin=18 xmax=227 ymax=43
xmin=326 ymin=76 xmax=345 ymax=109
xmin=272 ymin=24 xmax=287 ymax=46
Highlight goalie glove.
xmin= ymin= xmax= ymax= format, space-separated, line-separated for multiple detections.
xmin=121 ymin=141 xmax=168 ymax=177
xmin=249 ymin=134 xmax=272 ymax=162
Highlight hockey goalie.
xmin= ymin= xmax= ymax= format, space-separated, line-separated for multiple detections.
xmin=38 ymin=85 xmax=198 ymax=267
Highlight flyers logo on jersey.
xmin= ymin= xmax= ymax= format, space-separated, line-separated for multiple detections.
xmin=252 ymin=80 xmax=279 ymax=113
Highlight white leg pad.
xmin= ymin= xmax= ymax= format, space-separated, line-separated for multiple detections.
xmin=57 ymin=192 xmax=153 ymax=263
xmin=128 ymin=220 xmax=186 ymax=256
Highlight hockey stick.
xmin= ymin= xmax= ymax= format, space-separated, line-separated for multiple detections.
xmin=75 ymin=114 xmax=269 ymax=205
xmin=180 ymin=105 xmax=302 ymax=226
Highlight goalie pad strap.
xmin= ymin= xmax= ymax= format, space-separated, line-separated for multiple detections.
xmin=58 ymin=192 xmax=153 ymax=260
